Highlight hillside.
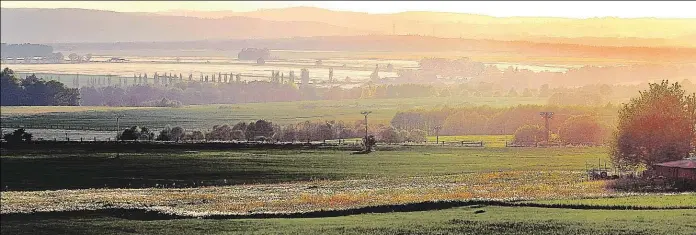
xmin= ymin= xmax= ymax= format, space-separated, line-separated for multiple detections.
xmin=0 ymin=8 xmax=373 ymax=44
xmin=48 ymin=35 xmax=696 ymax=63
xmin=160 ymin=7 xmax=696 ymax=48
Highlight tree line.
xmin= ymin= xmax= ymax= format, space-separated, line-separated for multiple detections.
xmin=77 ymin=81 xmax=451 ymax=106
xmin=11 ymin=66 xmax=689 ymax=108
xmin=1 ymin=68 xmax=80 ymax=106
xmin=75 ymin=78 xmax=657 ymax=107
xmin=405 ymin=57 xmax=696 ymax=92
xmin=390 ymin=104 xmax=618 ymax=145
xmin=117 ymin=118 xmax=427 ymax=145
xmin=0 ymin=43 xmax=53 ymax=59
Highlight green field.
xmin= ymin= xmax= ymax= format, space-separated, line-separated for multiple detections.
xmin=1 ymin=146 xmax=607 ymax=191
xmin=2 ymin=206 xmax=694 ymax=235
xmin=0 ymin=96 xmax=547 ymax=130
xmin=2 ymin=136 xmax=693 ymax=234
xmin=532 ymin=194 xmax=696 ymax=208
xmin=427 ymin=135 xmax=513 ymax=147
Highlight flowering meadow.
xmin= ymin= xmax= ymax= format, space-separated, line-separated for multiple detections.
xmin=2 ymin=170 xmax=623 ymax=216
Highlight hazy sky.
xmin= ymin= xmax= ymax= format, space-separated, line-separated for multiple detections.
xmin=2 ymin=1 xmax=696 ymax=18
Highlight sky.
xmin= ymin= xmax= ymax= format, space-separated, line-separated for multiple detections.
xmin=2 ymin=1 xmax=696 ymax=19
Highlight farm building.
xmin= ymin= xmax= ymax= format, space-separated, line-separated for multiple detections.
xmin=652 ymin=158 xmax=696 ymax=180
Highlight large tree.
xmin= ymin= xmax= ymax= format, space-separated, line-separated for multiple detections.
xmin=610 ymin=80 xmax=696 ymax=170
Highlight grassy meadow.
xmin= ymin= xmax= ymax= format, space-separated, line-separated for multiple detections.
xmin=426 ymin=135 xmax=513 ymax=147
xmin=1 ymin=146 xmax=607 ymax=191
xmin=2 ymin=142 xmax=694 ymax=234
xmin=2 ymin=206 xmax=694 ymax=235
xmin=2 ymin=99 xmax=693 ymax=235
xmin=532 ymin=194 xmax=696 ymax=208
xmin=0 ymin=96 xmax=547 ymax=130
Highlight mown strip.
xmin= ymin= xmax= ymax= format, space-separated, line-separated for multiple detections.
xmin=3 ymin=199 xmax=694 ymax=221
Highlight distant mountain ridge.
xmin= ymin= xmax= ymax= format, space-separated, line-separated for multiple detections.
xmin=48 ymin=35 xmax=696 ymax=63
xmin=1 ymin=7 xmax=694 ymax=49
xmin=0 ymin=8 xmax=374 ymax=44
xmin=160 ymin=7 xmax=696 ymax=48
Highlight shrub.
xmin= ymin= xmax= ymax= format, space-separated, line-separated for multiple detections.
xmin=185 ymin=130 xmax=205 ymax=141
xmin=408 ymin=129 xmax=427 ymax=143
xmin=513 ymin=125 xmax=545 ymax=145
xmin=398 ymin=130 xmax=410 ymax=142
xmin=2 ymin=128 xmax=32 ymax=143
xmin=606 ymin=177 xmax=696 ymax=192
xmin=558 ymin=115 xmax=608 ymax=145
xmin=364 ymin=135 xmax=376 ymax=152
xmin=379 ymin=126 xmax=401 ymax=143
xmin=442 ymin=111 xmax=488 ymax=135
xmin=206 ymin=124 xmax=234 ymax=141
xmin=141 ymin=97 xmax=182 ymax=107
xmin=119 ymin=126 xmax=154 ymax=141
xmin=156 ymin=125 xmax=185 ymax=141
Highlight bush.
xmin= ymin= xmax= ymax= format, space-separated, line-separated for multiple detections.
xmin=606 ymin=177 xmax=696 ymax=192
xmin=398 ymin=130 xmax=409 ymax=142
xmin=185 ymin=130 xmax=205 ymax=141
xmin=512 ymin=125 xmax=545 ymax=145
xmin=379 ymin=126 xmax=402 ymax=143
xmin=442 ymin=111 xmax=488 ymax=135
xmin=558 ymin=115 xmax=608 ymax=145
xmin=206 ymin=124 xmax=234 ymax=141
xmin=2 ymin=128 xmax=32 ymax=143
xmin=364 ymin=135 xmax=376 ymax=152
xmin=156 ymin=125 xmax=185 ymax=141
xmin=408 ymin=129 xmax=427 ymax=143
xmin=119 ymin=126 xmax=154 ymax=141
xmin=141 ymin=97 xmax=182 ymax=107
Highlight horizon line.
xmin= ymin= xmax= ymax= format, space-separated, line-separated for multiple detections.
xmin=2 ymin=6 xmax=696 ymax=20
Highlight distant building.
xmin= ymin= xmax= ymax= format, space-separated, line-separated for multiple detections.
xmin=653 ymin=158 xmax=696 ymax=180
xmin=108 ymin=57 xmax=127 ymax=63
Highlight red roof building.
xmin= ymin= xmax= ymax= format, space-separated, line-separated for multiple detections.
xmin=653 ymin=159 xmax=696 ymax=180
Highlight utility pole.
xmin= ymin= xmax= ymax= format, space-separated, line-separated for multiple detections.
xmin=539 ymin=111 xmax=554 ymax=142
xmin=392 ymin=22 xmax=396 ymax=35
xmin=116 ymin=114 xmax=125 ymax=141
xmin=361 ymin=111 xmax=372 ymax=141
xmin=434 ymin=126 xmax=442 ymax=145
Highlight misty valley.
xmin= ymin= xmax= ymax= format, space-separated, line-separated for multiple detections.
xmin=1 ymin=3 xmax=695 ymax=235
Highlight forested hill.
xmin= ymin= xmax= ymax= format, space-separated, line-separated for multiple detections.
xmin=0 ymin=8 xmax=373 ymax=44
xmin=0 ymin=43 xmax=54 ymax=58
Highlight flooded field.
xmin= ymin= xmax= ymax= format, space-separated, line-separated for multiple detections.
xmin=0 ymin=50 xmax=579 ymax=88
xmin=2 ymin=61 xmax=398 ymax=84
